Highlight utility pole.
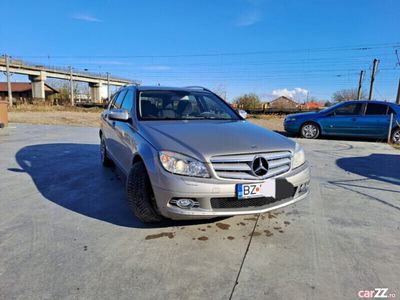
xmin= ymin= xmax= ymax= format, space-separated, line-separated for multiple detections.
xmin=5 ymin=55 xmax=13 ymax=107
xmin=106 ymin=72 xmax=110 ymax=102
xmin=69 ymin=66 xmax=74 ymax=106
xmin=368 ymin=59 xmax=379 ymax=100
xmin=396 ymin=78 xmax=400 ymax=105
xmin=357 ymin=70 xmax=364 ymax=100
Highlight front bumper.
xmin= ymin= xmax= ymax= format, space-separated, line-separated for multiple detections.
xmin=152 ymin=162 xmax=310 ymax=220
xmin=283 ymin=120 xmax=301 ymax=134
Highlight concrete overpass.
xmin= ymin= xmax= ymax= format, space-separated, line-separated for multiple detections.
xmin=0 ymin=57 xmax=136 ymax=103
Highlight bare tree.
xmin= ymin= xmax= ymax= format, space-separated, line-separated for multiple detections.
xmin=308 ymin=96 xmax=319 ymax=103
xmin=233 ymin=93 xmax=261 ymax=110
xmin=212 ymin=84 xmax=227 ymax=100
xmin=47 ymin=79 xmax=88 ymax=93
xmin=46 ymin=79 xmax=89 ymax=104
xmin=333 ymin=88 xmax=367 ymax=102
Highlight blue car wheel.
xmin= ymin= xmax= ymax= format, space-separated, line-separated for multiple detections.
xmin=300 ymin=122 xmax=320 ymax=139
xmin=392 ymin=127 xmax=400 ymax=144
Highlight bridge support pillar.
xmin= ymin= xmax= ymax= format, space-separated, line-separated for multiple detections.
xmin=89 ymin=82 xmax=102 ymax=103
xmin=29 ymin=72 xmax=47 ymax=101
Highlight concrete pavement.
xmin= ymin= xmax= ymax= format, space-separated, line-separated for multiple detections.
xmin=0 ymin=124 xmax=399 ymax=299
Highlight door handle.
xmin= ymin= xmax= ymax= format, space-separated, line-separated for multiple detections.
xmin=351 ymin=118 xmax=357 ymax=121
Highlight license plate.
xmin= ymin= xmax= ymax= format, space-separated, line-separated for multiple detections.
xmin=237 ymin=180 xmax=276 ymax=199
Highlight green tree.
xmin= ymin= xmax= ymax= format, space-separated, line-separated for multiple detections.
xmin=233 ymin=93 xmax=261 ymax=110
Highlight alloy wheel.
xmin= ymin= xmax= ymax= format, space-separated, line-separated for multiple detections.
xmin=302 ymin=124 xmax=318 ymax=139
xmin=392 ymin=129 xmax=400 ymax=144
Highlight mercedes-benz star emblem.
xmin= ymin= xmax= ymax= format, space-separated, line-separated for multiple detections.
xmin=251 ymin=156 xmax=269 ymax=177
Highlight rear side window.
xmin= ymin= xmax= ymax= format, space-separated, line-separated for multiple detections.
xmin=334 ymin=103 xmax=363 ymax=116
xmin=365 ymin=103 xmax=388 ymax=115
xmin=121 ymin=90 xmax=134 ymax=111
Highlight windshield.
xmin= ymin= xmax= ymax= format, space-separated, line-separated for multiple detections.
xmin=138 ymin=91 xmax=240 ymax=121
xmin=319 ymin=102 xmax=343 ymax=113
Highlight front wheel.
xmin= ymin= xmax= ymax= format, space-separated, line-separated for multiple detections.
xmin=392 ymin=128 xmax=400 ymax=145
xmin=126 ymin=161 xmax=164 ymax=223
xmin=300 ymin=123 xmax=320 ymax=139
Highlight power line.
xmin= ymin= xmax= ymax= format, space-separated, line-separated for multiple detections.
xmin=11 ymin=42 xmax=400 ymax=59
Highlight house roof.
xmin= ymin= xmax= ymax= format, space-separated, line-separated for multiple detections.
xmin=302 ymin=102 xmax=324 ymax=109
xmin=269 ymin=96 xmax=299 ymax=105
xmin=0 ymin=82 xmax=58 ymax=93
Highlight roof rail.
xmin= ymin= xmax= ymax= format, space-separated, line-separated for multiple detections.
xmin=184 ymin=86 xmax=213 ymax=93
xmin=123 ymin=81 xmax=141 ymax=87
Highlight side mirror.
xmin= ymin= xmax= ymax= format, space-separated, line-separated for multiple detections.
xmin=238 ymin=109 xmax=248 ymax=119
xmin=108 ymin=109 xmax=130 ymax=122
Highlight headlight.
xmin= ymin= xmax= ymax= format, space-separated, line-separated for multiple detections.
xmin=286 ymin=117 xmax=297 ymax=122
xmin=292 ymin=143 xmax=305 ymax=169
xmin=159 ymin=151 xmax=210 ymax=178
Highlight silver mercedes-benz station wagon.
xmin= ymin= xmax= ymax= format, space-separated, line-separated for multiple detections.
xmin=100 ymin=86 xmax=310 ymax=222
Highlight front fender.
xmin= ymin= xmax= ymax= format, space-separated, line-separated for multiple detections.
xmin=133 ymin=134 xmax=162 ymax=188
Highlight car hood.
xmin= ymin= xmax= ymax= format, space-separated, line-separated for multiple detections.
xmin=286 ymin=112 xmax=319 ymax=119
xmin=138 ymin=120 xmax=295 ymax=162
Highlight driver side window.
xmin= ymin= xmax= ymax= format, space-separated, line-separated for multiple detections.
xmin=121 ymin=90 xmax=134 ymax=112
xmin=334 ymin=103 xmax=363 ymax=116
xmin=110 ymin=90 xmax=127 ymax=109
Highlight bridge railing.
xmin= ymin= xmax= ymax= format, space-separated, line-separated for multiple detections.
xmin=1 ymin=56 xmax=132 ymax=83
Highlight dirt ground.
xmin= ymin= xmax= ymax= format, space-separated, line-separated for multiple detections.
xmin=8 ymin=110 xmax=286 ymax=131
xmin=247 ymin=115 xmax=285 ymax=132
xmin=9 ymin=111 xmax=102 ymax=127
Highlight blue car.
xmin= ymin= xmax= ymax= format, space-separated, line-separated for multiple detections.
xmin=284 ymin=100 xmax=400 ymax=144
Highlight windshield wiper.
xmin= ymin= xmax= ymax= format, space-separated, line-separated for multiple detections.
xmin=143 ymin=116 xmax=235 ymax=121
xmin=200 ymin=116 xmax=234 ymax=120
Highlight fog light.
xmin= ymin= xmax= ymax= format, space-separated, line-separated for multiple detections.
xmin=176 ymin=199 xmax=194 ymax=209
xmin=298 ymin=183 xmax=309 ymax=193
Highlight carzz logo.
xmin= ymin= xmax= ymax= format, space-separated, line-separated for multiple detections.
xmin=358 ymin=288 xmax=396 ymax=298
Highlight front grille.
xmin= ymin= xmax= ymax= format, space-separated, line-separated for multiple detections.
xmin=211 ymin=197 xmax=279 ymax=209
xmin=210 ymin=151 xmax=292 ymax=180
xmin=210 ymin=179 xmax=296 ymax=209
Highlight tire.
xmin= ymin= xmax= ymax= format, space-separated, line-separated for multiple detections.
xmin=392 ymin=127 xmax=400 ymax=145
xmin=126 ymin=161 xmax=164 ymax=223
xmin=100 ymin=135 xmax=113 ymax=167
xmin=300 ymin=122 xmax=320 ymax=139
